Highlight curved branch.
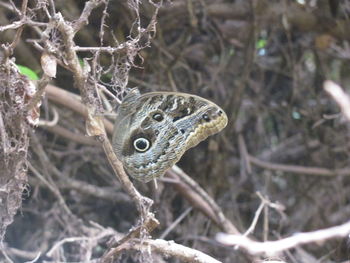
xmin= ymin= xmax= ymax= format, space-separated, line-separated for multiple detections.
xmin=104 ymin=239 xmax=222 ymax=263
xmin=217 ymin=220 xmax=350 ymax=256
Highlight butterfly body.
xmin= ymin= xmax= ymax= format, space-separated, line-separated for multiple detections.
xmin=112 ymin=89 xmax=227 ymax=182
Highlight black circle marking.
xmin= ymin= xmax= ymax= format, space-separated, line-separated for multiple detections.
xmin=133 ymin=138 xmax=151 ymax=152
xmin=152 ymin=113 xmax=164 ymax=122
xmin=180 ymin=129 xmax=185 ymax=134
xmin=202 ymin=114 xmax=210 ymax=122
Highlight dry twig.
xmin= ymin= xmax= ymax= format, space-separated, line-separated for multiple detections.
xmin=171 ymin=165 xmax=240 ymax=234
xmin=324 ymin=80 xmax=350 ymax=121
xmin=248 ymin=154 xmax=350 ymax=176
xmin=105 ymin=239 xmax=222 ymax=263
xmin=216 ymin=220 xmax=350 ymax=256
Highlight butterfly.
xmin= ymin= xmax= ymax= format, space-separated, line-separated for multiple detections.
xmin=112 ymin=89 xmax=228 ymax=182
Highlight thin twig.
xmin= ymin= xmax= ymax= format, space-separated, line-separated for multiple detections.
xmin=73 ymin=0 xmax=106 ymax=33
xmin=238 ymin=133 xmax=252 ymax=175
xmin=324 ymin=80 xmax=350 ymax=121
xmin=2 ymin=246 xmax=40 ymax=261
xmin=52 ymin=175 xmax=130 ymax=203
xmin=47 ymin=226 xmax=116 ymax=257
xmin=167 ymin=169 xmax=219 ymax=225
xmin=8 ymin=0 xmax=28 ymax=51
xmin=42 ymin=124 xmax=100 ymax=146
xmin=160 ymin=207 xmax=192 ymax=239
xmin=172 ymin=165 xmax=240 ymax=235
xmin=28 ymin=162 xmax=73 ymax=217
xmin=216 ymin=220 xmax=350 ymax=256
xmin=45 ymin=84 xmax=114 ymax=133
xmin=243 ymin=200 xmax=264 ymax=237
xmin=38 ymin=106 xmax=59 ymax=127
xmin=248 ymin=154 xmax=350 ymax=176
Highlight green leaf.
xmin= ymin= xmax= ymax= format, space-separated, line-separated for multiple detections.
xmin=78 ymin=58 xmax=85 ymax=67
xmin=17 ymin=65 xmax=39 ymax=80
xmin=256 ymin=39 xmax=267 ymax=49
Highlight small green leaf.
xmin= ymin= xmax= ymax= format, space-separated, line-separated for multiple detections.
xmin=256 ymin=39 xmax=267 ymax=49
xmin=17 ymin=65 xmax=39 ymax=80
xmin=78 ymin=58 xmax=85 ymax=67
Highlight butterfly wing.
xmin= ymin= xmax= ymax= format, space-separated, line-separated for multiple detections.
xmin=112 ymin=91 xmax=228 ymax=182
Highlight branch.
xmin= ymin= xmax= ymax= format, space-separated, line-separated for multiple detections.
xmin=216 ymin=220 xmax=350 ymax=256
xmin=248 ymin=154 xmax=350 ymax=176
xmin=105 ymin=239 xmax=222 ymax=263
xmin=324 ymin=80 xmax=350 ymax=121
xmin=171 ymin=165 xmax=240 ymax=235
xmin=101 ymin=216 xmax=159 ymax=262
xmin=144 ymin=239 xmax=222 ymax=263
xmin=73 ymin=0 xmax=106 ymax=32
xmin=99 ymin=131 xmax=154 ymax=214
xmin=45 ymin=4 xmax=155 ymax=219
xmin=42 ymin=124 xmax=100 ymax=146
xmin=45 ymin=84 xmax=114 ymax=133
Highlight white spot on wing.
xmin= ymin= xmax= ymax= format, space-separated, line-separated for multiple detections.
xmin=170 ymin=98 xmax=178 ymax=110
